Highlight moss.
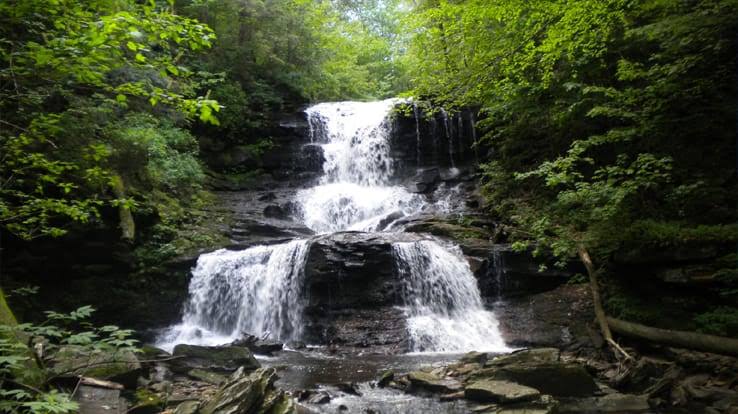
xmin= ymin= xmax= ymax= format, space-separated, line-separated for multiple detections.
xmin=134 ymin=388 xmax=165 ymax=410
xmin=405 ymin=220 xmax=490 ymax=241
xmin=50 ymin=346 xmax=141 ymax=379
xmin=132 ymin=189 xmax=230 ymax=268
xmin=0 ymin=287 xmax=17 ymax=326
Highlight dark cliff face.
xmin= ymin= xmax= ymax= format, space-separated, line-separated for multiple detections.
xmin=390 ymin=106 xmax=481 ymax=180
xmin=200 ymin=103 xmax=484 ymax=190
xmin=300 ymin=232 xmax=423 ymax=352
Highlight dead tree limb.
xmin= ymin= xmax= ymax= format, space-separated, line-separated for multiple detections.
xmin=607 ymin=317 xmax=738 ymax=357
xmin=577 ymin=244 xmax=632 ymax=360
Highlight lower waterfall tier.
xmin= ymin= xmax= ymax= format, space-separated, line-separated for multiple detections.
xmin=158 ymin=232 xmax=511 ymax=354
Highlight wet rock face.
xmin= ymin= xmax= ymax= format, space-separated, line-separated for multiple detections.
xmin=301 ymin=232 xmax=428 ymax=350
xmin=495 ymin=284 xmax=596 ymax=349
xmin=390 ymin=106 xmax=481 ymax=178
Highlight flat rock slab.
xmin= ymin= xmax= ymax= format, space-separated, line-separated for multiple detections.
xmin=465 ymin=379 xmax=541 ymax=403
xmin=75 ymin=385 xmax=127 ymax=414
xmin=474 ymin=362 xmax=599 ymax=398
xmin=486 ymin=348 xmax=560 ymax=367
xmin=407 ymin=371 xmax=463 ymax=394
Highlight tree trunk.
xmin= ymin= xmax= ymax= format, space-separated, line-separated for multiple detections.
xmin=607 ymin=317 xmax=738 ymax=357
xmin=577 ymin=244 xmax=631 ymax=359
xmin=111 ymin=175 xmax=135 ymax=242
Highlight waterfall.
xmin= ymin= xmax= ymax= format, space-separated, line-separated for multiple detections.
xmin=491 ymin=247 xmax=505 ymax=304
xmin=160 ymin=99 xmax=509 ymax=355
xmin=457 ymin=115 xmax=464 ymax=159
xmin=297 ymin=99 xmax=422 ymax=233
xmin=393 ymin=240 xmax=509 ymax=353
xmin=413 ymin=103 xmax=422 ymax=167
xmin=157 ymin=240 xmax=310 ymax=351
xmin=440 ymin=108 xmax=456 ymax=169
xmin=469 ymin=112 xmax=479 ymax=161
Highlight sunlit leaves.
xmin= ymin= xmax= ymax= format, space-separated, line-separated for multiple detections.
xmin=0 ymin=0 xmax=221 ymax=239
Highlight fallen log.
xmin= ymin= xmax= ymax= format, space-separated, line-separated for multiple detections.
xmin=607 ymin=317 xmax=738 ymax=357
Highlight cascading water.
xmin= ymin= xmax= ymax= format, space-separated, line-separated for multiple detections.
xmin=160 ymin=98 xmax=508 ymax=354
xmin=158 ymin=240 xmax=310 ymax=351
xmin=297 ymin=99 xmax=422 ymax=233
xmin=393 ymin=240 xmax=509 ymax=353
xmin=440 ymin=108 xmax=456 ymax=169
xmin=413 ymin=102 xmax=422 ymax=167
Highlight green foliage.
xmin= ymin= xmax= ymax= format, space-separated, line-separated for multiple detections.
xmin=0 ymin=0 xmax=219 ymax=240
xmin=408 ymin=0 xmax=737 ymax=262
xmin=0 ymin=306 xmax=139 ymax=414
xmin=132 ymin=189 xmax=229 ymax=267
xmin=106 ymin=113 xmax=204 ymax=194
xmin=694 ymin=307 xmax=738 ymax=337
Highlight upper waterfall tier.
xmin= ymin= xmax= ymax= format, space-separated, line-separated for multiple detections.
xmin=306 ymin=99 xmax=399 ymax=186
xmin=298 ymin=99 xmax=423 ymax=233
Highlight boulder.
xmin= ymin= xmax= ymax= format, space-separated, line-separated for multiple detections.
xmin=407 ymin=168 xmax=440 ymax=193
xmin=470 ymin=363 xmax=599 ymax=398
xmin=460 ymin=351 xmax=489 ymax=365
xmin=231 ymin=334 xmax=283 ymax=355
xmin=199 ymin=367 xmax=295 ymax=414
xmin=171 ymin=344 xmax=259 ymax=373
xmin=306 ymin=392 xmax=331 ymax=404
xmin=377 ymin=370 xmax=394 ymax=388
xmin=49 ymin=346 xmax=141 ymax=388
xmin=173 ymin=400 xmax=199 ymax=414
xmin=464 ymin=379 xmax=541 ymax=403
xmin=187 ymin=369 xmax=227 ymax=385
xmin=407 ymin=371 xmax=462 ymax=394
xmin=336 ymin=382 xmax=362 ymax=396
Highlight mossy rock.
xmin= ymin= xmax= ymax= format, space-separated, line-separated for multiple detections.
xmin=49 ymin=345 xmax=142 ymax=387
xmin=0 ymin=287 xmax=17 ymax=325
xmin=199 ymin=367 xmax=285 ymax=414
xmin=131 ymin=388 xmax=166 ymax=414
xmin=405 ymin=220 xmax=489 ymax=241
xmin=172 ymin=344 xmax=259 ymax=373
xmin=0 ymin=289 xmax=46 ymax=387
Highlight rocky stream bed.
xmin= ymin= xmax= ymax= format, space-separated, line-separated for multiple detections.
xmin=58 ymin=334 xmax=738 ymax=414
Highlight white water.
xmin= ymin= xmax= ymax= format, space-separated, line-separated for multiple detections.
xmin=159 ymin=99 xmax=508 ymax=354
xmin=297 ymin=99 xmax=423 ymax=233
xmin=157 ymin=240 xmax=309 ymax=351
xmin=393 ymin=240 xmax=509 ymax=353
